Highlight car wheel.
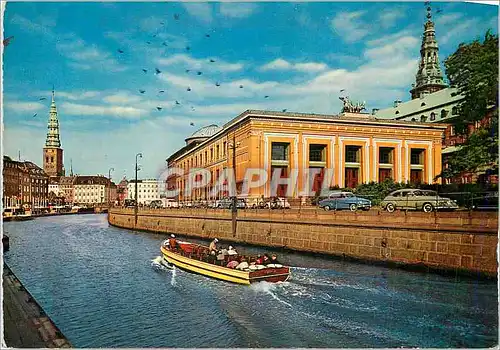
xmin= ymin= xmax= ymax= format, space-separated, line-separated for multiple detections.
xmin=324 ymin=205 xmax=331 ymax=211
xmin=386 ymin=203 xmax=395 ymax=213
xmin=422 ymin=203 xmax=434 ymax=213
xmin=349 ymin=204 xmax=357 ymax=212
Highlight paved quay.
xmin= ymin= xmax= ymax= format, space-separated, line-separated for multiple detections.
xmin=2 ymin=263 xmax=72 ymax=348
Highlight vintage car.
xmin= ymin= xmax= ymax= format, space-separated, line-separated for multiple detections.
xmin=318 ymin=191 xmax=371 ymax=211
xmin=381 ymin=189 xmax=459 ymax=213
xmin=265 ymin=197 xmax=291 ymax=209
xmin=466 ymin=193 xmax=499 ymax=211
xmin=216 ymin=198 xmax=247 ymax=209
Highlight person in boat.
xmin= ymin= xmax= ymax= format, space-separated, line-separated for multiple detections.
xmin=220 ymin=246 xmax=229 ymax=256
xmin=168 ymin=234 xmax=179 ymax=250
xmin=209 ymin=238 xmax=219 ymax=254
xmin=255 ymin=254 xmax=263 ymax=265
xmin=263 ymin=254 xmax=270 ymax=265
xmin=268 ymin=254 xmax=280 ymax=265
xmin=226 ymin=257 xmax=239 ymax=269
xmin=227 ymin=246 xmax=238 ymax=256
xmin=236 ymin=256 xmax=249 ymax=270
xmin=162 ymin=239 xmax=170 ymax=247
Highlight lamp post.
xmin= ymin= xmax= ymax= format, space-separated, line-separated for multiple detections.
xmin=108 ymin=167 xmax=114 ymax=208
xmin=135 ymin=153 xmax=143 ymax=225
xmin=228 ymin=134 xmax=240 ymax=237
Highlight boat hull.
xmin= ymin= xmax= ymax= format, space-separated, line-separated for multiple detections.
xmin=160 ymin=246 xmax=290 ymax=285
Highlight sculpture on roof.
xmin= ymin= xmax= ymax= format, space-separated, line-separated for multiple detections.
xmin=339 ymin=96 xmax=366 ymax=113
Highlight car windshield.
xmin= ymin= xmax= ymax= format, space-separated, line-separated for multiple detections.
xmin=420 ymin=190 xmax=438 ymax=196
xmin=343 ymin=193 xmax=354 ymax=198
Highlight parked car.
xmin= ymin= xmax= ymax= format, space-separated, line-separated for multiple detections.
xmin=163 ymin=199 xmax=179 ymax=208
xmin=149 ymin=200 xmax=164 ymax=209
xmin=124 ymin=199 xmax=136 ymax=208
xmin=381 ymin=189 xmax=458 ymax=213
xmin=266 ymin=197 xmax=291 ymax=209
xmin=466 ymin=193 xmax=499 ymax=211
xmin=248 ymin=198 xmax=267 ymax=209
xmin=318 ymin=191 xmax=371 ymax=211
xmin=216 ymin=197 xmax=247 ymax=209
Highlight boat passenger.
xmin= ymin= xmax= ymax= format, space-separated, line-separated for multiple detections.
xmin=269 ymin=254 xmax=280 ymax=265
xmin=255 ymin=254 xmax=263 ymax=265
xmin=227 ymin=246 xmax=238 ymax=255
xmin=221 ymin=247 xmax=229 ymax=256
xmin=236 ymin=257 xmax=249 ymax=270
xmin=226 ymin=257 xmax=239 ymax=269
xmin=168 ymin=234 xmax=178 ymax=250
xmin=263 ymin=254 xmax=270 ymax=265
xmin=209 ymin=238 xmax=219 ymax=253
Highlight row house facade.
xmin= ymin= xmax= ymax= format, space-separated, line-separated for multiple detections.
xmin=3 ymin=156 xmax=49 ymax=211
xmin=127 ymin=179 xmax=160 ymax=205
xmin=166 ymin=110 xmax=446 ymax=201
xmin=73 ymin=176 xmax=111 ymax=205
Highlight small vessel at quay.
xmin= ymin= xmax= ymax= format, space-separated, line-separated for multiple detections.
xmin=160 ymin=239 xmax=290 ymax=285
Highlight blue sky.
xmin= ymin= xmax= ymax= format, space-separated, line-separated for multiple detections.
xmin=3 ymin=1 xmax=498 ymax=180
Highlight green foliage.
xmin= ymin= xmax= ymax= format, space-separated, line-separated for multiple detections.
xmin=440 ymin=31 xmax=499 ymax=179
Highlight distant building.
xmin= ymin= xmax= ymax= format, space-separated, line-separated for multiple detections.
xmin=374 ymin=6 xmax=496 ymax=184
xmin=73 ymin=176 xmax=110 ymax=205
xmin=59 ymin=176 xmax=76 ymax=205
xmin=48 ymin=178 xmax=61 ymax=196
xmin=116 ymin=178 xmax=128 ymax=205
xmin=3 ymin=156 xmax=48 ymax=211
xmin=43 ymin=89 xmax=65 ymax=177
xmin=127 ymin=179 xmax=160 ymax=205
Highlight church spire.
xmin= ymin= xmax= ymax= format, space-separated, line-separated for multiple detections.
xmin=45 ymin=87 xmax=61 ymax=148
xmin=409 ymin=3 xmax=447 ymax=100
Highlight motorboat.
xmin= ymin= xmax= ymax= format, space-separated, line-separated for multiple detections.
xmin=160 ymin=240 xmax=290 ymax=285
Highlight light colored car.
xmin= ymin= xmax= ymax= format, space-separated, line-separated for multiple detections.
xmin=318 ymin=192 xmax=371 ymax=211
xmin=266 ymin=197 xmax=291 ymax=209
xmin=381 ymin=189 xmax=459 ymax=213
xmin=163 ymin=199 xmax=179 ymax=208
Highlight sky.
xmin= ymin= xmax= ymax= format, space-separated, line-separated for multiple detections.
xmin=2 ymin=1 xmax=498 ymax=180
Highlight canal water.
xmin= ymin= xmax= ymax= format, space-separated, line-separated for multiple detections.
xmin=3 ymin=214 xmax=498 ymax=348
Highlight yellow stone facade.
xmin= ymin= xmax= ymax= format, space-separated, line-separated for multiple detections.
xmin=167 ymin=110 xmax=446 ymax=200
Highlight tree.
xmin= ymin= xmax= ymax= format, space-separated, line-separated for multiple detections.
xmin=439 ymin=31 xmax=499 ymax=179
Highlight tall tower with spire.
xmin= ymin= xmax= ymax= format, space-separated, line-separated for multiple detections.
xmin=43 ymin=88 xmax=65 ymax=177
xmin=409 ymin=4 xmax=448 ymax=100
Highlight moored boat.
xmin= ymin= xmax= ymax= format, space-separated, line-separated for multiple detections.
xmin=160 ymin=240 xmax=290 ymax=285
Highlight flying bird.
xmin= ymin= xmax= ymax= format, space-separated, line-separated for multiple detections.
xmin=139 ymin=89 xmax=146 ymax=94
xmin=191 ymin=107 xmax=196 ymax=111
xmin=282 ymin=109 xmax=287 ymax=112
xmin=239 ymin=85 xmax=244 ymax=88
xmin=205 ymin=34 xmax=210 ymax=38
xmin=32 ymin=113 xmax=38 ymax=118
xmin=117 ymin=49 xmax=124 ymax=53
xmin=142 ymin=69 xmax=148 ymax=73
xmin=155 ymin=68 xmax=162 ymax=74
xmin=160 ymin=21 xmax=165 ymax=25
xmin=187 ymin=87 xmax=192 ymax=92
xmin=159 ymin=90 xmax=165 ymax=93
xmin=39 ymin=97 xmax=47 ymax=101
xmin=209 ymin=59 xmax=216 ymax=63
xmin=190 ymin=122 xmax=195 ymax=126
xmin=340 ymin=89 xmax=345 ymax=92
xmin=436 ymin=8 xmax=443 ymax=13
xmin=175 ymin=100 xmax=181 ymax=105
xmin=3 ymin=36 xmax=14 ymax=46
xmin=264 ymin=95 xmax=269 ymax=99
xmin=197 ymin=71 xmax=202 ymax=75
xmin=215 ymin=82 xmax=220 ymax=87
xmin=153 ymin=34 xmax=157 ymax=38
xmin=174 ymin=14 xmax=180 ymax=20
xmin=162 ymin=42 xmax=168 ymax=46
xmin=185 ymin=46 xmax=191 ymax=51
xmin=146 ymin=41 xmax=151 ymax=44
xmin=156 ymin=107 xmax=163 ymax=111
xmin=185 ymin=69 xmax=191 ymax=73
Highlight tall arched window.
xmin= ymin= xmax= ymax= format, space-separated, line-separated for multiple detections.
xmin=421 ymin=102 xmax=426 ymax=107
xmin=430 ymin=112 xmax=436 ymax=121
xmin=452 ymin=106 xmax=458 ymax=115
xmin=441 ymin=109 xmax=447 ymax=119
xmin=420 ymin=115 xmax=427 ymax=122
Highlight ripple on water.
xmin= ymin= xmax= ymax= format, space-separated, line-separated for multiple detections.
xmin=3 ymin=214 xmax=498 ymax=348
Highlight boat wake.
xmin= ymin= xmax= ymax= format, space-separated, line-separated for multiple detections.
xmin=250 ymin=281 xmax=292 ymax=308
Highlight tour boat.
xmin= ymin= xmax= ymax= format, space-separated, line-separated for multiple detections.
xmin=160 ymin=241 xmax=290 ymax=285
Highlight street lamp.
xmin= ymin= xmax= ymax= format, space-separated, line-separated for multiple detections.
xmin=135 ymin=153 xmax=143 ymax=223
xmin=108 ymin=167 xmax=114 ymax=208
xmin=228 ymin=134 xmax=240 ymax=213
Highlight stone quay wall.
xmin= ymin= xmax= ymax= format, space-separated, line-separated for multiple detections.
xmin=109 ymin=208 xmax=498 ymax=277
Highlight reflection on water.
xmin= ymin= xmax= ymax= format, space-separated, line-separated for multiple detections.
xmin=4 ymin=214 xmax=498 ymax=348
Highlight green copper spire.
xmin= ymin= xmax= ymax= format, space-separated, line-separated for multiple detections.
xmin=45 ymin=88 xmax=61 ymax=148
xmin=410 ymin=3 xmax=447 ymax=99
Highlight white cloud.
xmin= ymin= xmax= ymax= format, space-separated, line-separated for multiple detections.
xmin=60 ymin=102 xmax=148 ymax=119
xmin=331 ymin=11 xmax=370 ymax=43
xmin=435 ymin=13 xmax=463 ymax=26
xmin=157 ymin=54 xmax=244 ymax=72
xmin=183 ymin=3 xmax=213 ymax=24
xmin=259 ymin=59 xmax=328 ymax=72
xmin=378 ymin=8 xmax=406 ymax=29
xmin=364 ymin=36 xmax=420 ymax=66
xmin=219 ymin=3 xmax=258 ymax=19
xmin=440 ymin=18 xmax=479 ymax=45
xmin=102 ymin=92 xmax=143 ymax=105
xmin=4 ymin=101 xmax=46 ymax=112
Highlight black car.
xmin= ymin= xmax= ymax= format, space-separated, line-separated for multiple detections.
xmin=467 ymin=193 xmax=499 ymax=211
